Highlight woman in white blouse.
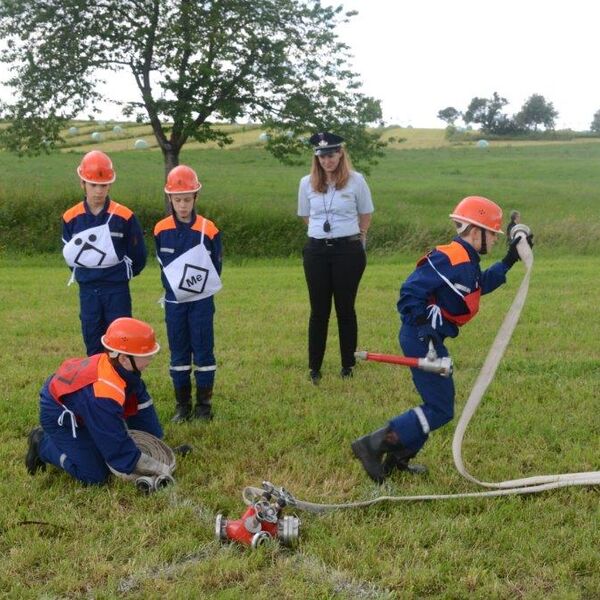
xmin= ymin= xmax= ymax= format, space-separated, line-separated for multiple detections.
xmin=297 ymin=132 xmax=374 ymax=385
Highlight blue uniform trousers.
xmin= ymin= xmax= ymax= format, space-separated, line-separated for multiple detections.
xmin=389 ymin=324 xmax=455 ymax=453
xmin=165 ymin=298 xmax=216 ymax=389
xmin=38 ymin=393 xmax=163 ymax=485
xmin=79 ymin=282 xmax=132 ymax=355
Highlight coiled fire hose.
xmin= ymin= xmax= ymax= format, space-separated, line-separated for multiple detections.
xmin=110 ymin=429 xmax=176 ymax=493
xmin=243 ymin=225 xmax=600 ymax=512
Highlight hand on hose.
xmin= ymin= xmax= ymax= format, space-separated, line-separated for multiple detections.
xmin=503 ymin=233 xmax=534 ymax=269
xmin=135 ymin=452 xmax=171 ymax=477
xmin=417 ymin=323 xmax=441 ymax=345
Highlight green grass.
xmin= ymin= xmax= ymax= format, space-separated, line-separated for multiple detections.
xmin=2 ymin=138 xmax=600 ymax=256
xmin=1 ymin=254 xmax=598 ymax=598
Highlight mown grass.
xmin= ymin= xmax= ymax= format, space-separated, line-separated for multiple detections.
xmin=2 ymin=139 xmax=600 ymax=257
xmin=1 ymin=253 xmax=598 ymax=598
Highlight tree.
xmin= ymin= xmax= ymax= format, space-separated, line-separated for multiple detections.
xmin=591 ymin=109 xmax=600 ymax=133
xmin=463 ymin=92 xmax=510 ymax=133
xmin=437 ymin=107 xmax=460 ymax=126
xmin=515 ymin=94 xmax=558 ymax=131
xmin=0 ymin=0 xmax=384 ymax=195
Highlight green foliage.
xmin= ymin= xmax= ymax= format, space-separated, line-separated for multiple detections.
xmin=463 ymin=93 xmax=509 ymax=132
xmin=515 ymin=94 xmax=559 ymax=131
xmin=0 ymin=0 xmax=383 ymax=171
xmin=437 ymin=106 xmax=460 ymax=126
xmin=459 ymin=93 xmax=561 ymax=136
xmin=3 ymin=140 xmax=600 ymax=257
xmin=590 ymin=109 xmax=600 ymax=133
xmin=1 ymin=255 xmax=599 ymax=597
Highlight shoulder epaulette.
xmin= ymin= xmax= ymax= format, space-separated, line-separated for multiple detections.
xmin=435 ymin=241 xmax=470 ymax=266
xmin=92 ymin=355 xmax=126 ymax=406
xmin=62 ymin=202 xmax=86 ymax=223
xmin=154 ymin=215 xmax=177 ymax=236
xmin=192 ymin=216 xmax=220 ymax=238
xmin=108 ymin=201 xmax=133 ymax=220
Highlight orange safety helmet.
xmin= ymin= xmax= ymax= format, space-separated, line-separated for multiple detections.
xmin=101 ymin=318 xmax=160 ymax=357
xmin=164 ymin=165 xmax=201 ymax=194
xmin=77 ymin=150 xmax=116 ymax=184
xmin=449 ymin=196 xmax=503 ymax=234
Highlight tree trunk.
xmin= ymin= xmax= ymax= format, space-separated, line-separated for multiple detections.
xmin=162 ymin=146 xmax=180 ymax=214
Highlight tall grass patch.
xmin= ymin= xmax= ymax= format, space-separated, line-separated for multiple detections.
xmin=2 ymin=141 xmax=600 ymax=256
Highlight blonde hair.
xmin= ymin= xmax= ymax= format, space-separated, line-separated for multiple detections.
xmin=309 ymin=148 xmax=352 ymax=193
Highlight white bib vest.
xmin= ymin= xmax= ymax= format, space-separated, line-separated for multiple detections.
xmin=162 ymin=219 xmax=222 ymax=303
xmin=62 ymin=210 xmax=132 ymax=285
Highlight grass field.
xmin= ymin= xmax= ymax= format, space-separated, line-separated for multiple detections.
xmin=1 ymin=134 xmax=599 ymax=598
xmin=1 ymin=252 xmax=599 ymax=598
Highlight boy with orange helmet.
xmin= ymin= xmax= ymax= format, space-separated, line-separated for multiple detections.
xmin=62 ymin=151 xmax=147 ymax=355
xmin=154 ymin=165 xmax=223 ymax=422
xmin=352 ymin=196 xmax=533 ymax=483
xmin=25 ymin=318 xmax=169 ymax=485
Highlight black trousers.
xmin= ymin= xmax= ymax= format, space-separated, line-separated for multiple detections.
xmin=303 ymin=238 xmax=367 ymax=371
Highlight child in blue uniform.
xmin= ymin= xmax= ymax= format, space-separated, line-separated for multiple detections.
xmin=352 ymin=196 xmax=532 ymax=483
xmin=154 ymin=165 xmax=223 ymax=422
xmin=25 ymin=318 xmax=168 ymax=485
xmin=62 ymin=151 xmax=147 ymax=355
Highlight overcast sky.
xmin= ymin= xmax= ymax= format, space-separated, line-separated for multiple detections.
xmin=337 ymin=0 xmax=600 ymax=130
xmin=1 ymin=0 xmax=598 ymax=130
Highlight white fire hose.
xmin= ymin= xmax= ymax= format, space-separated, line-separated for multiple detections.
xmin=243 ymin=225 xmax=600 ymax=512
xmin=110 ymin=429 xmax=176 ymax=493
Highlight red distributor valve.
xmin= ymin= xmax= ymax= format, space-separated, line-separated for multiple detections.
xmin=215 ymin=482 xmax=300 ymax=548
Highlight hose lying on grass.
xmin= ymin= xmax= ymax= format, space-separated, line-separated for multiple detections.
xmin=243 ymin=225 xmax=600 ymax=512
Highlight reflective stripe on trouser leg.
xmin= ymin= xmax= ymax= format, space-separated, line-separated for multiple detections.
xmin=165 ymin=301 xmax=193 ymax=388
xmin=413 ymin=406 xmax=431 ymax=435
xmin=189 ymin=300 xmax=216 ymax=387
xmin=169 ymin=364 xmax=192 ymax=388
xmin=194 ymin=364 xmax=216 ymax=388
xmin=389 ymin=325 xmax=455 ymax=453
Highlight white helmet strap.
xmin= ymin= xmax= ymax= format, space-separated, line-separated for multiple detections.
xmin=454 ymin=220 xmax=471 ymax=235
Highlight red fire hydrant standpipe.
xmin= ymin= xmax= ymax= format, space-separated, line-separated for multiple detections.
xmin=215 ymin=482 xmax=300 ymax=548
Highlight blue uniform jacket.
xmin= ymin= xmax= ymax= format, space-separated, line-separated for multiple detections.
xmin=40 ymin=359 xmax=154 ymax=474
xmin=62 ymin=197 xmax=147 ymax=286
xmin=154 ymin=211 xmax=222 ymax=302
xmin=398 ymin=236 xmax=508 ymax=339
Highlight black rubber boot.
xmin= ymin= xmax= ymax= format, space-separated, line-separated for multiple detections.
xmin=171 ymin=384 xmax=192 ymax=423
xmin=173 ymin=444 xmax=193 ymax=456
xmin=309 ymin=370 xmax=322 ymax=385
xmin=383 ymin=449 xmax=428 ymax=476
xmin=350 ymin=426 xmax=395 ymax=484
xmin=340 ymin=367 xmax=353 ymax=379
xmin=194 ymin=386 xmax=214 ymax=421
xmin=25 ymin=427 xmax=46 ymax=475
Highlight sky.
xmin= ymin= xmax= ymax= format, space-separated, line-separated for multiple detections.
xmin=1 ymin=0 xmax=598 ymax=130
xmin=336 ymin=0 xmax=600 ymax=130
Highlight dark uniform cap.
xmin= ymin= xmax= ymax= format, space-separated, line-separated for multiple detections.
xmin=309 ymin=132 xmax=344 ymax=156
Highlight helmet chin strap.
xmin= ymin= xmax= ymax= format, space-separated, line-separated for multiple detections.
xmin=127 ymin=355 xmax=141 ymax=375
xmin=478 ymin=227 xmax=488 ymax=255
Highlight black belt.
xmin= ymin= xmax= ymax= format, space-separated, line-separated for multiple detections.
xmin=309 ymin=235 xmax=361 ymax=246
